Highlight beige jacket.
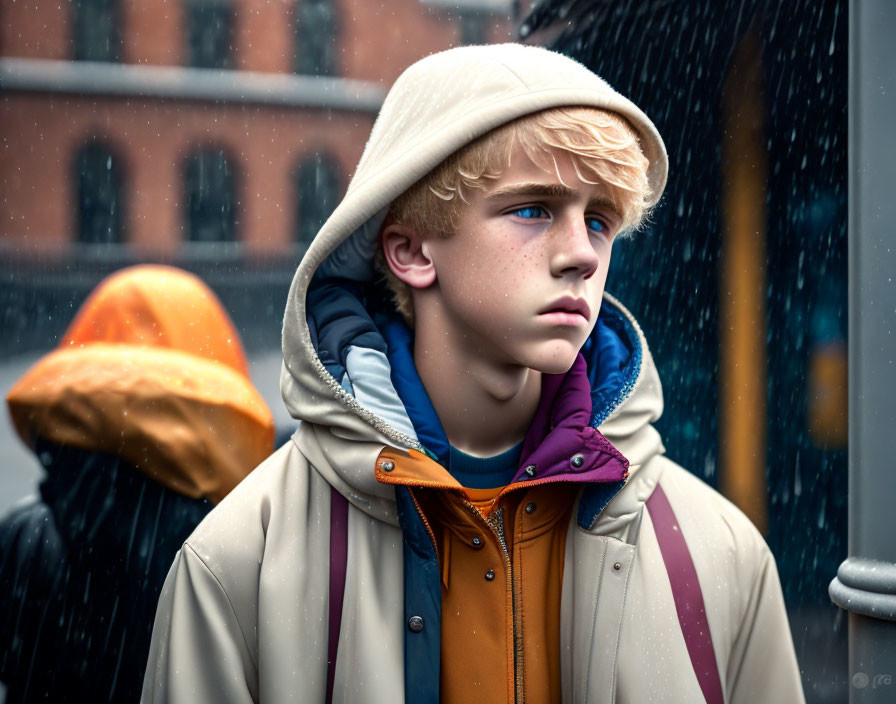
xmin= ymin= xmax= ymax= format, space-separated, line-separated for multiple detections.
xmin=142 ymin=44 xmax=803 ymax=703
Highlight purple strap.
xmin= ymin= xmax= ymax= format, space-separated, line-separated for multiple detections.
xmin=646 ymin=483 xmax=725 ymax=704
xmin=326 ymin=487 xmax=349 ymax=704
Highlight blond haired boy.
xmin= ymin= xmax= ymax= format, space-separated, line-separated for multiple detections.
xmin=143 ymin=44 xmax=803 ymax=703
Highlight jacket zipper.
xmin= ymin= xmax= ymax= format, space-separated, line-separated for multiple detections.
xmin=486 ymin=506 xmax=523 ymax=704
xmin=417 ymin=490 xmax=525 ymax=703
xmin=488 ymin=506 xmax=508 ymax=557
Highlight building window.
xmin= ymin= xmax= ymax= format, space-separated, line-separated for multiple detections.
xmin=185 ymin=148 xmax=237 ymax=242
xmin=186 ymin=0 xmax=235 ymax=69
xmin=73 ymin=0 xmax=122 ymax=62
xmin=295 ymin=153 xmax=341 ymax=245
xmin=293 ymin=0 xmax=339 ymax=75
xmin=75 ymin=143 xmax=124 ymax=244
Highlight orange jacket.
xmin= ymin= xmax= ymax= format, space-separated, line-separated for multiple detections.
xmin=377 ymin=447 xmax=575 ymax=703
xmin=6 ymin=265 xmax=274 ymax=503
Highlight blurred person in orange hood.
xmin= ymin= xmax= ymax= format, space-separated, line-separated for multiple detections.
xmin=0 ymin=265 xmax=274 ymax=703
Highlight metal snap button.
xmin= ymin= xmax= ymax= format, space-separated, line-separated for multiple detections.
xmin=484 ymin=569 xmax=496 ymax=581
xmin=570 ymin=453 xmax=585 ymax=468
xmin=525 ymin=502 xmax=537 ymax=515
xmin=381 ymin=460 xmax=395 ymax=472
xmin=613 ymin=562 xmax=622 ymax=571
xmin=524 ymin=464 xmax=537 ymax=478
xmin=471 ymin=536 xmax=483 ymax=547
xmin=408 ymin=615 xmax=424 ymax=633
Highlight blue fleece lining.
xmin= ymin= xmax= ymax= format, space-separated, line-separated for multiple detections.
xmin=582 ymin=301 xmax=641 ymax=428
xmin=377 ymin=316 xmax=451 ymax=464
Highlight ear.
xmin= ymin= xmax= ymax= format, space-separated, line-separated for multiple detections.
xmin=380 ymin=222 xmax=436 ymax=289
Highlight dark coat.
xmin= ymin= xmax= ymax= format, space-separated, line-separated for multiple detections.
xmin=0 ymin=440 xmax=211 ymax=703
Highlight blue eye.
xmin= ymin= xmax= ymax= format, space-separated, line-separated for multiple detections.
xmin=586 ymin=217 xmax=605 ymax=233
xmin=512 ymin=206 xmax=548 ymax=219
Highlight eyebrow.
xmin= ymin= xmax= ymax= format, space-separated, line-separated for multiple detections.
xmin=485 ymin=182 xmax=619 ymax=212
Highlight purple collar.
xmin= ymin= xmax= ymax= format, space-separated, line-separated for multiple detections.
xmin=514 ymin=354 xmax=629 ymax=486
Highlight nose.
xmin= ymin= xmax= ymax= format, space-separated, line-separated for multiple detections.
xmin=549 ymin=218 xmax=600 ymax=279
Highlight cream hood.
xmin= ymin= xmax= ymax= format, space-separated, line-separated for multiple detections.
xmin=280 ymin=43 xmax=668 ymax=473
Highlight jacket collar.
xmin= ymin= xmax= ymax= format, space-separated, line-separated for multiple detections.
xmin=379 ymin=314 xmax=630 ymax=519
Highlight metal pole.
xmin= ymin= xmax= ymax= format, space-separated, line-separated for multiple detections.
xmin=828 ymin=1 xmax=896 ymax=701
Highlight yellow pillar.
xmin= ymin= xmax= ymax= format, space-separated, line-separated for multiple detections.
xmin=719 ymin=28 xmax=768 ymax=533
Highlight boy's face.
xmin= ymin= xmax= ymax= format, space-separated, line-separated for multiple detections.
xmin=424 ymin=143 xmax=623 ymax=375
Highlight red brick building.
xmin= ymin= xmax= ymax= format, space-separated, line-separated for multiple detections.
xmin=0 ymin=0 xmax=516 ymax=259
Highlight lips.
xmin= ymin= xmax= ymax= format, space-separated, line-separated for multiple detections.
xmin=539 ymin=296 xmax=591 ymax=321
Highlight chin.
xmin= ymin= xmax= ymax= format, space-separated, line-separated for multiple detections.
xmin=517 ymin=341 xmax=582 ymax=375
xmin=533 ymin=358 xmax=579 ymax=375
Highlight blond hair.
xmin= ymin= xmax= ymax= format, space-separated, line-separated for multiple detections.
xmin=377 ymin=106 xmax=652 ymax=325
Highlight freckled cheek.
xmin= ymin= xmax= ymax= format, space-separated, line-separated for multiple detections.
xmin=444 ymin=236 xmax=541 ymax=300
xmin=468 ymin=250 xmax=528 ymax=284
xmin=491 ymin=261 xmax=531 ymax=296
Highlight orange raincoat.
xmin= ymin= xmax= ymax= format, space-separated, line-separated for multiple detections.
xmin=7 ymin=264 xmax=274 ymax=502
